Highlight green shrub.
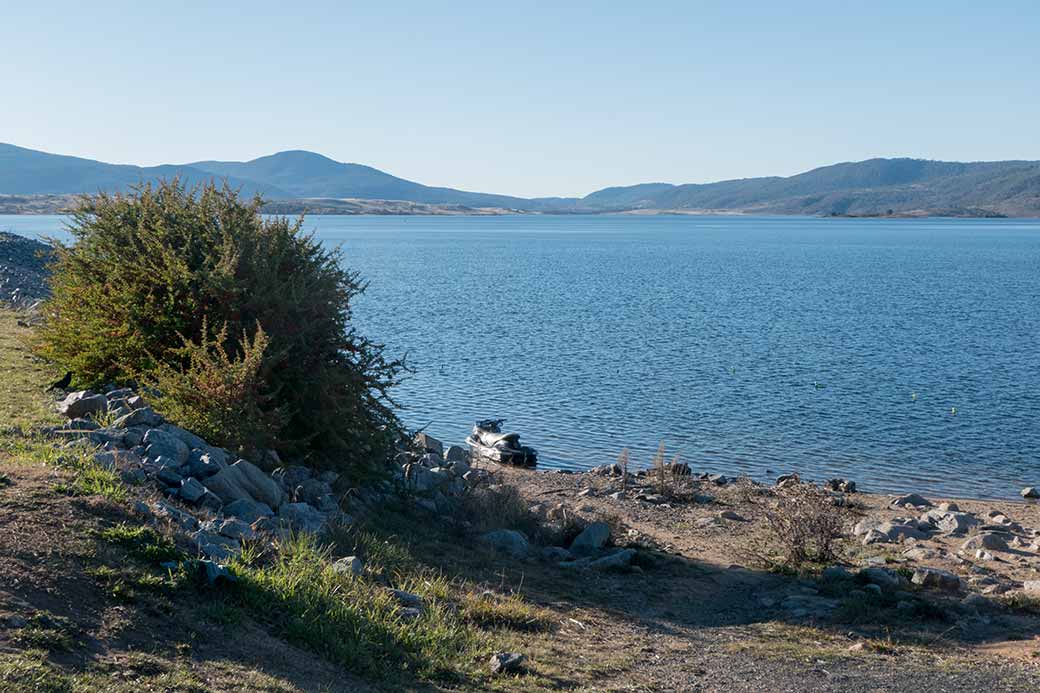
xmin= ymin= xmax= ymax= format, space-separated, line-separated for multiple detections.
xmin=36 ymin=180 xmax=405 ymax=474
xmin=142 ymin=320 xmax=287 ymax=454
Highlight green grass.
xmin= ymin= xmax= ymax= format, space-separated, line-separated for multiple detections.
xmin=0 ymin=650 xmax=73 ymax=693
xmin=13 ymin=614 xmax=77 ymax=653
xmin=228 ymin=532 xmax=485 ymax=685
xmin=99 ymin=523 xmax=183 ymax=564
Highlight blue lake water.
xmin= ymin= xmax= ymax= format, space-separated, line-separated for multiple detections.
xmin=5 ymin=213 xmax=1039 ymax=499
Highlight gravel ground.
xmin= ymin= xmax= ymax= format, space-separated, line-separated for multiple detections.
xmin=0 ymin=231 xmax=52 ymax=307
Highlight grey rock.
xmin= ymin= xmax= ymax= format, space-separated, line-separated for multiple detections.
xmin=414 ymin=432 xmax=443 ymax=456
xmin=199 ymin=560 xmax=235 ymax=585
xmin=588 ymin=548 xmax=636 ymax=570
xmin=488 ymin=652 xmax=525 ymax=675
xmin=1021 ymin=487 xmax=1040 ymax=499
xmin=152 ymin=501 xmax=199 ymax=531
xmin=68 ymin=417 xmax=100 ymax=431
xmin=961 ymin=593 xmax=993 ymax=611
xmin=936 ymin=512 xmax=980 ymax=536
xmin=332 ymin=555 xmax=363 ymax=577
xmin=198 ymin=491 xmax=223 ymax=512
xmin=541 ymin=546 xmax=573 ymax=562
xmin=903 ymin=547 xmax=941 ymax=561
xmin=389 ymin=589 xmax=424 ymax=609
xmin=295 ymin=478 xmax=333 ymax=505
xmin=217 ymin=517 xmax=256 ymax=541
xmin=444 ymin=445 xmax=468 ymax=463
xmin=717 ymin=510 xmax=745 ymax=521
xmin=204 ymin=459 xmax=284 ymax=509
xmin=277 ymin=465 xmax=313 ymax=491
xmin=961 ymin=533 xmax=1009 ymax=552
xmin=185 ymin=449 xmax=227 ymax=479
xmin=448 ymin=459 xmax=471 ymax=477
xmin=113 ymin=407 xmax=162 ymax=429
xmin=179 ymin=477 xmax=207 ymax=503
xmin=158 ymin=423 xmax=209 ymax=451
xmin=277 ymin=502 xmax=326 ymax=534
xmin=890 ymin=493 xmax=933 ymax=509
xmin=144 ymin=428 xmax=190 ymax=465
xmin=859 ymin=567 xmax=908 ymax=591
xmin=57 ymin=391 xmax=108 ymax=419
xmin=156 ymin=465 xmax=184 ymax=486
xmin=570 ymin=521 xmax=611 ymax=555
xmin=92 ymin=450 xmax=119 ymax=470
xmin=191 ymin=530 xmax=240 ymax=561
xmin=403 ymin=463 xmax=439 ymax=492
xmin=479 ymin=529 xmax=530 ymax=558
xmin=863 ymin=522 xmax=928 ymax=544
xmin=397 ymin=607 xmax=423 ymax=622
xmin=911 ymin=567 xmax=962 ymax=591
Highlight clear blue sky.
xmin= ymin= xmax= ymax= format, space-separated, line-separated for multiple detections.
xmin=4 ymin=1 xmax=1038 ymax=197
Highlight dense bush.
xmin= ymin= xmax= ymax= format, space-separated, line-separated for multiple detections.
xmin=36 ymin=180 xmax=405 ymax=473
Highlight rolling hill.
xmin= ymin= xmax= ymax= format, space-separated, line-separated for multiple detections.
xmin=2 ymin=143 xmax=1039 ymax=216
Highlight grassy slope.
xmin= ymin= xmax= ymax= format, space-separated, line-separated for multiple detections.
xmin=0 ymin=309 xmax=568 ymax=692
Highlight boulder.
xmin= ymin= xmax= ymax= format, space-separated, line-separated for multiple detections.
xmin=570 ymin=521 xmax=611 ymax=555
xmin=859 ymin=567 xmax=908 ymax=591
xmin=185 ymin=449 xmax=227 ymax=478
xmin=112 ymin=407 xmax=162 ymax=429
xmin=479 ymin=529 xmax=530 ymax=558
xmin=216 ymin=518 xmax=256 ymax=541
xmin=588 ymin=548 xmax=636 ymax=570
xmin=151 ymin=501 xmax=199 ymax=531
xmin=936 ymin=512 xmax=979 ymax=535
xmin=389 ymin=589 xmax=424 ymax=609
xmin=1022 ymin=487 xmax=1040 ymax=499
xmin=444 ymin=445 xmax=468 ymax=463
xmin=1023 ymin=580 xmax=1040 ymax=594
xmin=414 ymin=432 xmax=443 ymax=456
xmin=961 ymin=532 xmax=1009 ymax=552
xmin=223 ymin=498 xmax=274 ymax=524
xmin=143 ymin=428 xmax=190 ymax=465
xmin=488 ymin=652 xmax=525 ymax=675
xmin=204 ymin=459 xmax=284 ymax=509
xmin=862 ymin=522 xmax=929 ymax=544
xmin=179 ymin=477 xmax=207 ymax=503
xmin=403 ymin=464 xmax=439 ymax=492
xmin=157 ymin=423 xmax=209 ymax=451
xmin=332 ymin=556 xmax=364 ymax=577
xmin=156 ymin=465 xmax=184 ymax=486
xmin=57 ymin=391 xmax=108 ymax=419
xmin=191 ymin=531 xmax=240 ymax=562
xmin=277 ymin=502 xmax=326 ymax=534
xmin=911 ymin=567 xmax=962 ymax=591
xmin=890 ymin=493 xmax=933 ymax=509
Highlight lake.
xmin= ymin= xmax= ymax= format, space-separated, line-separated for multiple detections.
xmin=4 ymin=213 xmax=1039 ymax=499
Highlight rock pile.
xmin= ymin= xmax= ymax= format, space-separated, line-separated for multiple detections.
xmin=0 ymin=231 xmax=52 ymax=308
xmin=53 ymin=387 xmax=359 ymax=561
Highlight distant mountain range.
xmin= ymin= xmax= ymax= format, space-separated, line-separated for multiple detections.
xmin=2 ymin=143 xmax=1039 ymax=217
